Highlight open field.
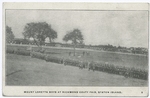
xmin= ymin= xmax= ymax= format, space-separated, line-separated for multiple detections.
xmin=6 ymin=54 xmax=148 ymax=86
xmin=7 ymin=44 xmax=148 ymax=70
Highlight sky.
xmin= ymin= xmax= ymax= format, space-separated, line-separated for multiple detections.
xmin=6 ymin=10 xmax=148 ymax=48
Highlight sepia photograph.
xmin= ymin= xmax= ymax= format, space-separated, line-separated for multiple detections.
xmin=2 ymin=3 xmax=149 ymax=96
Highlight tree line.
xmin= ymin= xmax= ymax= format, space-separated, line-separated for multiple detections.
xmin=6 ymin=22 xmax=84 ymax=56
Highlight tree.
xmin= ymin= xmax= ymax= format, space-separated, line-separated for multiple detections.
xmin=63 ymin=29 xmax=84 ymax=56
xmin=6 ymin=26 xmax=15 ymax=43
xmin=47 ymin=28 xmax=57 ymax=43
xmin=22 ymin=22 xmax=57 ymax=46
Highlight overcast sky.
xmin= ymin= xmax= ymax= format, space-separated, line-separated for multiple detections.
xmin=6 ymin=10 xmax=148 ymax=48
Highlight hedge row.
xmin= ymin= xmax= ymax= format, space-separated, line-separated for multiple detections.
xmin=64 ymin=59 xmax=80 ymax=67
xmin=64 ymin=59 xmax=89 ymax=69
xmin=15 ymin=50 xmax=30 ymax=56
xmin=31 ymin=52 xmax=46 ymax=60
xmin=6 ymin=48 xmax=148 ymax=80
xmin=7 ymin=48 xmax=30 ymax=56
xmin=63 ymin=59 xmax=148 ymax=80
xmin=30 ymin=52 xmax=148 ymax=80
xmin=45 ymin=55 xmax=64 ymax=64
xmin=91 ymin=62 xmax=148 ymax=80
xmin=7 ymin=48 xmax=15 ymax=54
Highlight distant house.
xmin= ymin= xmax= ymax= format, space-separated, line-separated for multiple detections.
xmin=12 ymin=38 xmax=30 ymax=44
xmin=12 ymin=38 xmax=37 ymax=45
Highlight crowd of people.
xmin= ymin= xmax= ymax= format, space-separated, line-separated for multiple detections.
xmin=7 ymin=47 xmax=148 ymax=81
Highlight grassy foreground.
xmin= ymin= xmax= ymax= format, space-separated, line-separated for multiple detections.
xmin=6 ymin=54 xmax=148 ymax=86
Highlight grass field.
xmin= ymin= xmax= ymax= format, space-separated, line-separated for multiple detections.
xmin=6 ymin=54 xmax=148 ymax=86
xmin=7 ymin=44 xmax=148 ymax=70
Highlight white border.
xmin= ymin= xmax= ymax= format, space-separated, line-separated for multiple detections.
xmin=1 ymin=1 xmax=150 ymax=98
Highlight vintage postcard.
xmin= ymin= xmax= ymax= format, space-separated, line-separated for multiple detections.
xmin=2 ymin=3 xmax=149 ymax=97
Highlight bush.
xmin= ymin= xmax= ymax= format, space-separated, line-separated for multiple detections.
xmin=82 ymin=61 xmax=89 ymax=69
xmin=64 ymin=59 xmax=80 ymax=67
xmin=6 ymin=48 xmax=14 ymax=54
xmin=123 ymin=69 xmax=148 ymax=80
xmin=84 ymin=61 xmax=148 ymax=80
xmin=45 ymin=55 xmax=64 ymax=64
xmin=31 ymin=52 xmax=46 ymax=60
xmin=15 ymin=50 xmax=30 ymax=56
xmin=95 ymin=63 xmax=148 ymax=80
